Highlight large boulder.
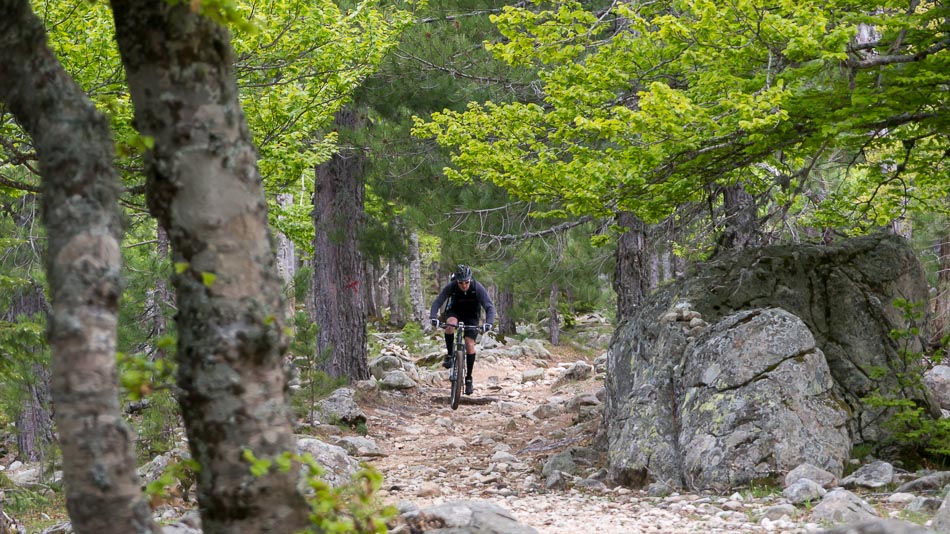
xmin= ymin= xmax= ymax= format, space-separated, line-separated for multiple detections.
xmin=678 ymin=308 xmax=851 ymax=490
xmin=606 ymin=234 xmax=940 ymax=490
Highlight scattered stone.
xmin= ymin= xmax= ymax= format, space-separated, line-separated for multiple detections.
xmin=841 ymin=461 xmax=894 ymax=489
xmin=786 ymin=463 xmax=839 ymax=489
xmin=312 ymin=387 xmax=366 ymax=426
xmin=410 ymin=500 xmax=539 ymax=534
xmin=521 ymin=368 xmax=546 ymax=383
xmin=904 ymin=496 xmax=943 ymax=514
xmin=379 ymin=370 xmax=417 ymax=390
xmin=541 ymin=451 xmax=578 ymax=478
xmin=783 ymin=478 xmax=826 ymax=505
xmin=417 ymin=482 xmax=441 ymax=498
xmin=369 ymin=354 xmax=404 ymax=380
xmin=924 ymin=365 xmax=950 ymax=409
xmin=645 ymin=481 xmax=674 ymax=497
xmin=816 ymin=519 xmax=933 ymax=534
xmin=760 ymin=504 xmax=798 ymax=521
xmin=810 ymin=489 xmax=879 ymax=525
xmin=557 ymin=361 xmax=594 ymax=383
xmin=336 ymin=436 xmax=386 ymax=458
xmin=894 ymin=471 xmax=950 ymax=493
xmin=529 ymin=402 xmax=560 ymax=419
xmin=295 ymin=436 xmax=360 ymax=487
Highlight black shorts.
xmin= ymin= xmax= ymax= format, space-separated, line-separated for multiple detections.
xmin=446 ymin=311 xmax=479 ymax=340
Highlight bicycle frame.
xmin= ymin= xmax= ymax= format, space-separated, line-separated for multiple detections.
xmin=442 ymin=321 xmax=477 ymax=410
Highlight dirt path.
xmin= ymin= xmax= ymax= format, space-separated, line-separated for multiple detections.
xmin=358 ymin=346 xmax=814 ymax=534
xmin=363 ymin=347 xmax=603 ymax=525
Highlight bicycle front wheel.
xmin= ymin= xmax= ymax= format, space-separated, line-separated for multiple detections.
xmin=450 ymin=335 xmax=465 ymax=410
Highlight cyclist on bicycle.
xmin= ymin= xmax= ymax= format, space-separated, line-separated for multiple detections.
xmin=429 ymin=264 xmax=495 ymax=395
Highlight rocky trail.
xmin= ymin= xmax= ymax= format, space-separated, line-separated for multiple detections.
xmin=355 ymin=342 xmax=829 ymax=534
xmin=8 ymin=328 xmax=948 ymax=534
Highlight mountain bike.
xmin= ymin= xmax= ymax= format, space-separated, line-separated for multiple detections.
xmin=440 ymin=321 xmax=477 ymax=410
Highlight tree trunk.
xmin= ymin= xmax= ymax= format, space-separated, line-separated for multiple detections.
xmin=495 ymin=286 xmax=516 ymax=336
xmin=408 ymin=232 xmax=427 ymax=324
xmin=718 ymin=183 xmax=760 ymax=252
xmin=16 ymin=362 xmax=53 ymax=464
xmin=614 ymin=211 xmax=649 ymax=324
xmin=0 ymin=2 xmax=159 ymax=531
xmin=110 ymin=2 xmax=309 ymax=532
xmin=276 ymin=194 xmax=297 ymax=320
xmin=145 ymin=225 xmax=171 ymax=360
xmin=934 ymin=232 xmax=950 ymax=346
xmin=3 ymin=282 xmax=54 ymax=463
xmin=549 ymin=282 xmax=560 ymax=346
xmin=389 ymin=260 xmax=404 ymax=326
xmin=363 ymin=262 xmax=379 ymax=320
xmin=313 ymin=108 xmax=369 ymax=380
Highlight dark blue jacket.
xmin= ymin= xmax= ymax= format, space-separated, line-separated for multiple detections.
xmin=430 ymin=279 xmax=496 ymax=325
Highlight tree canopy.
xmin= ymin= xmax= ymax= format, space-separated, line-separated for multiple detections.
xmin=414 ymin=0 xmax=950 ymax=231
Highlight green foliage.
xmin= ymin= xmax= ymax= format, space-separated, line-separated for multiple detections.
xmin=0 ymin=317 xmax=45 ymax=383
xmin=18 ymin=0 xmax=417 ymax=257
xmin=0 ymin=486 xmax=50 ymax=517
xmin=168 ymin=0 xmax=257 ymax=33
xmin=117 ymin=338 xmax=178 ymax=401
xmin=235 ymin=0 xmax=416 ymax=252
xmin=414 ymin=0 xmax=950 ymax=236
xmin=399 ymin=321 xmax=425 ymax=354
xmin=861 ymin=299 xmax=950 ymax=458
xmin=135 ymin=390 xmax=182 ymax=459
xmin=242 ymin=450 xmax=396 ymax=533
xmin=142 ymin=457 xmax=200 ymax=502
xmin=287 ymin=312 xmax=350 ymax=423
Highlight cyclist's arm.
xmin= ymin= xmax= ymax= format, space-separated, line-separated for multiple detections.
xmin=429 ymin=283 xmax=454 ymax=320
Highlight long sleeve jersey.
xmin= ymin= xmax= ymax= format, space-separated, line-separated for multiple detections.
xmin=429 ymin=279 xmax=496 ymax=325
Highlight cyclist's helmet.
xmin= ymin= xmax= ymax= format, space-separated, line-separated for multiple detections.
xmin=454 ymin=264 xmax=473 ymax=282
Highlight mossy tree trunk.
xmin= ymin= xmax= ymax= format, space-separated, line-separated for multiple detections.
xmin=110 ymin=1 xmax=309 ymax=532
xmin=0 ymin=1 xmax=159 ymax=531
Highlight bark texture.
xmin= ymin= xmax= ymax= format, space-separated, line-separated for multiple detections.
xmin=548 ymin=283 xmax=560 ymax=346
xmin=717 ymin=184 xmax=760 ymax=252
xmin=388 ymin=261 xmax=404 ymax=325
xmin=935 ymin=233 xmax=950 ymax=346
xmin=109 ymin=2 xmax=309 ymax=532
xmin=495 ymin=286 xmax=516 ymax=336
xmin=144 ymin=225 xmax=171 ymax=360
xmin=3 ymin=283 xmax=54 ymax=463
xmin=275 ymin=194 xmax=297 ymax=321
xmin=408 ymin=232 xmax=427 ymax=324
xmin=313 ymin=108 xmax=369 ymax=380
xmin=614 ymin=211 xmax=649 ymax=324
xmin=0 ymin=1 xmax=159 ymax=531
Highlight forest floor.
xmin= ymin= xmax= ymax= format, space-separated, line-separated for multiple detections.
xmin=355 ymin=343 xmax=818 ymax=534
xmin=6 ymin=335 xmax=907 ymax=533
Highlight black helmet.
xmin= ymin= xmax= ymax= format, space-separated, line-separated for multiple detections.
xmin=454 ymin=264 xmax=472 ymax=282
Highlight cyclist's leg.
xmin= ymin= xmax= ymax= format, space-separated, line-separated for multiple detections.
xmin=461 ymin=317 xmax=478 ymax=393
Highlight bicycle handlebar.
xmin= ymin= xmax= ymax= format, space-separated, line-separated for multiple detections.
xmin=436 ymin=321 xmax=479 ymax=331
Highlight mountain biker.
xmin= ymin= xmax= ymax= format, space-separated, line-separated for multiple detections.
xmin=429 ymin=264 xmax=495 ymax=395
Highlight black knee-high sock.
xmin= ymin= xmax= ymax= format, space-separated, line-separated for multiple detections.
xmin=445 ymin=333 xmax=454 ymax=356
xmin=466 ymin=353 xmax=476 ymax=378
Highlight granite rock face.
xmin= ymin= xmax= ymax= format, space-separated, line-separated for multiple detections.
xmin=606 ymin=234 xmax=940 ymax=490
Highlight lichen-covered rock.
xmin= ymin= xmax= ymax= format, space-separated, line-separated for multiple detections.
xmin=312 ymin=387 xmax=365 ymax=426
xmin=606 ymin=234 xmax=939 ymax=491
xmin=608 ymin=307 xmax=850 ymax=490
